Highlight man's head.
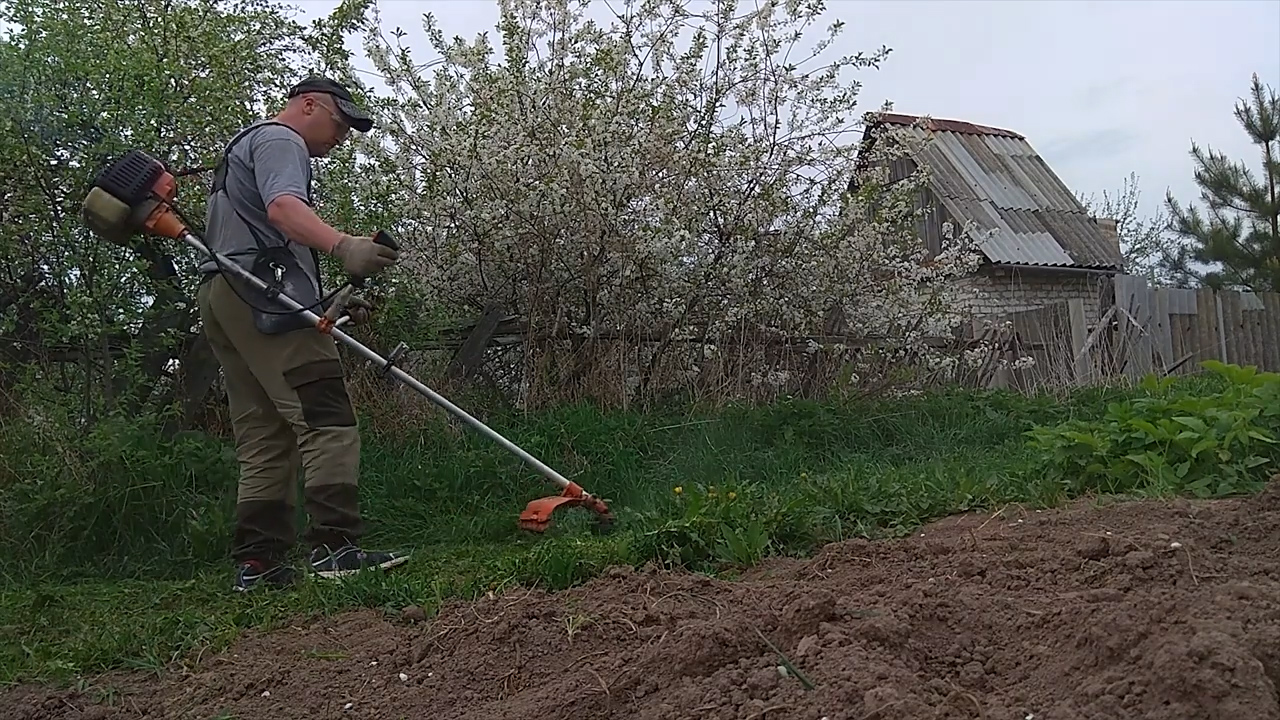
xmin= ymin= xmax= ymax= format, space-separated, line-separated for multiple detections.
xmin=277 ymin=76 xmax=375 ymax=157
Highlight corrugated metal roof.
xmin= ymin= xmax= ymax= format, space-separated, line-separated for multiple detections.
xmin=866 ymin=113 xmax=1124 ymax=270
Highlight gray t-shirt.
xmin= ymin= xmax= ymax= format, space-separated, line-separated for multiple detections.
xmin=200 ymin=120 xmax=321 ymax=294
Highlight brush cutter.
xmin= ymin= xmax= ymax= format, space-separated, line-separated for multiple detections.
xmin=79 ymin=149 xmax=614 ymax=535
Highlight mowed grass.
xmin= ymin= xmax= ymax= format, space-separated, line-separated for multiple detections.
xmin=0 ymin=378 xmax=1225 ymax=684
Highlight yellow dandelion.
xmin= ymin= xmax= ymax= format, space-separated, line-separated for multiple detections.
xmin=673 ymin=486 xmax=683 ymax=495
xmin=728 ymin=491 xmax=737 ymax=500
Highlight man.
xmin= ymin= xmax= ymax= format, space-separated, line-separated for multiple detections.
xmin=197 ymin=75 xmax=408 ymax=592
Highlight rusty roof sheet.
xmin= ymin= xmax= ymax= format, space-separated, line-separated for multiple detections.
xmin=873 ymin=112 xmax=1025 ymax=139
xmin=867 ymin=113 xmax=1124 ymax=270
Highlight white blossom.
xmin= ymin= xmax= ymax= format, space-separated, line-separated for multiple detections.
xmin=345 ymin=0 xmax=990 ymax=404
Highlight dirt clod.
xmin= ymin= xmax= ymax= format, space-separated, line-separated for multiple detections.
xmin=9 ymin=486 xmax=1280 ymax=719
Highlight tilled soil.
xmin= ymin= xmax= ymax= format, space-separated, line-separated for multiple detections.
xmin=9 ymin=482 xmax=1280 ymax=720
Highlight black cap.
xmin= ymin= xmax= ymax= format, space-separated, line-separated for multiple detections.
xmin=287 ymin=75 xmax=374 ymax=132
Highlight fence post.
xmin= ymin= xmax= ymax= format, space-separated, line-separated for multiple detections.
xmin=1068 ymin=298 xmax=1088 ymax=385
xmin=1152 ymin=288 xmax=1173 ymax=371
xmin=1216 ymin=292 xmax=1229 ymax=362
xmin=1264 ymin=292 xmax=1280 ymax=370
xmin=1193 ymin=287 xmax=1219 ymax=365
xmin=447 ymin=304 xmax=508 ymax=381
xmin=1114 ymin=274 xmax=1153 ymax=379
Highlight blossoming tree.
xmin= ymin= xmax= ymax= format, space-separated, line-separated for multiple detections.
xmin=339 ymin=0 xmax=989 ymax=407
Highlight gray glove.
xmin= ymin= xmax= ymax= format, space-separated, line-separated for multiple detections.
xmin=346 ymin=294 xmax=374 ymax=326
xmin=332 ymin=234 xmax=399 ymax=278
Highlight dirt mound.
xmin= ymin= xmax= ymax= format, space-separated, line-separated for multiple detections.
xmin=9 ymin=485 xmax=1280 ymax=720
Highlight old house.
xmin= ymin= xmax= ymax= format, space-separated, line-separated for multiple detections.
xmin=857 ymin=112 xmax=1125 ymax=327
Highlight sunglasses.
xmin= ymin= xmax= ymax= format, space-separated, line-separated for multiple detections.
xmin=309 ymin=96 xmax=350 ymax=138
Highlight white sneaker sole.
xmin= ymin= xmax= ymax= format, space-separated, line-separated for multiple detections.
xmin=312 ymin=554 xmax=410 ymax=579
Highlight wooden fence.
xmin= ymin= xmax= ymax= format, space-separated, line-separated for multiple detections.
xmin=1112 ymin=274 xmax=1280 ymax=377
xmin=401 ymin=273 xmax=1280 ymax=398
xmin=986 ymin=274 xmax=1280 ymax=391
xmin=976 ymin=297 xmax=1103 ymax=391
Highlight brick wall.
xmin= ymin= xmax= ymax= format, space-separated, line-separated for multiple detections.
xmin=951 ymin=266 xmax=1114 ymax=327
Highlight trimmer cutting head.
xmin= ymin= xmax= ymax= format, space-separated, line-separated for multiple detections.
xmin=519 ymin=482 xmax=615 ymax=534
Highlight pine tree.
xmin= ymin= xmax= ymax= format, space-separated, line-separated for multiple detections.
xmin=1162 ymin=73 xmax=1280 ymax=291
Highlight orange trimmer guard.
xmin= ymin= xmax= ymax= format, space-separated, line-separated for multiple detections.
xmin=519 ymin=482 xmax=615 ymax=533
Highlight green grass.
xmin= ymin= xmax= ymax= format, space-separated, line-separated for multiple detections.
xmin=2 ymin=369 xmax=1267 ymax=686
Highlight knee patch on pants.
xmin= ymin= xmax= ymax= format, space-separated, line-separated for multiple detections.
xmin=283 ymin=358 xmax=357 ymax=428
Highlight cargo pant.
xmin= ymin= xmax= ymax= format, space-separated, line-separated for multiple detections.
xmin=197 ymin=272 xmax=364 ymax=564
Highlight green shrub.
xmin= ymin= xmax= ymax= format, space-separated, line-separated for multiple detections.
xmin=1025 ymin=361 xmax=1280 ymax=499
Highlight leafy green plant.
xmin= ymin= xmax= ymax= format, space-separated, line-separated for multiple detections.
xmin=630 ymin=480 xmax=811 ymax=571
xmin=1026 ymin=361 xmax=1280 ymax=499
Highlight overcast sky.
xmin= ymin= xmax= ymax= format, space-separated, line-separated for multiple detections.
xmin=293 ymin=0 xmax=1279 ymax=222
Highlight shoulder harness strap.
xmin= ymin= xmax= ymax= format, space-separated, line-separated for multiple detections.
xmin=209 ymin=121 xmax=322 ymax=294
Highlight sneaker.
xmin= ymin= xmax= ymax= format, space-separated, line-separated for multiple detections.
xmin=308 ymin=544 xmax=410 ymax=579
xmin=233 ymin=560 xmax=298 ymax=592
